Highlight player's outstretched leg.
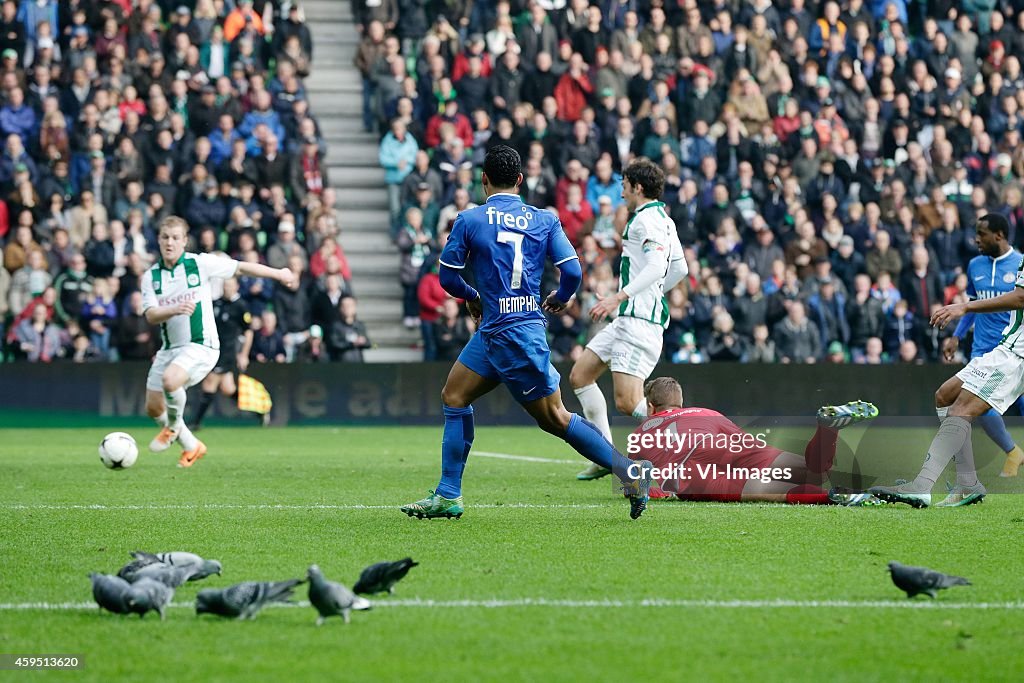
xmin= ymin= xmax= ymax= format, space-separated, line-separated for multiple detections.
xmin=816 ymin=400 xmax=879 ymax=429
xmin=806 ymin=400 xmax=879 ymax=475
xmin=934 ymin=481 xmax=987 ymax=507
xmin=400 ymin=405 xmax=473 ymax=520
xmin=400 ymin=490 xmax=465 ymax=519
xmin=401 ymin=361 xmax=495 ymax=520
xmin=870 ymin=416 xmax=974 ymax=508
xmin=556 ymin=409 xmax=653 ymax=520
xmin=976 ymin=409 xmax=1024 ymax=478
xmin=1001 ymin=444 xmax=1024 ymax=478
xmin=573 ymin=381 xmax=614 ymax=481
xmin=570 ymin=350 xmax=615 ymax=481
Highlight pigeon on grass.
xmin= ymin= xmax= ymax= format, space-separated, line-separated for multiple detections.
xmin=307 ymin=564 xmax=371 ymax=626
xmin=125 ymin=578 xmax=174 ymax=620
xmin=89 ymin=573 xmax=132 ymax=614
xmin=118 ymin=551 xmax=221 ymax=583
xmin=126 ymin=563 xmax=196 ymax=588
xmin=196 ymin=579 xmax=305 ymax=620
xmin=888 ymin=561 xmax=971 ymax=598
xmin=353 ymin=558 xmax=419 ymax=595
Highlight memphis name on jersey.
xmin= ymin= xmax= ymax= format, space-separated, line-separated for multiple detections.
xmin=141 ymin=252 xmax=240 ymax=350
xmin=957 ymin=249 xmax=1024 ymax=355
xmin=439 ymin=194 xmax=578 ymax=335
xmin=618 ymin=200 xmax=684 ymax=328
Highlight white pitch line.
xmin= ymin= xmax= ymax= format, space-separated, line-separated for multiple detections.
xmin=1 ymin=599 xmax=1022 ymax=611
xmin=473 ymin=451 xmax=579 ymax=465
xmin=0 ymin=503 xmax=612 ymax=510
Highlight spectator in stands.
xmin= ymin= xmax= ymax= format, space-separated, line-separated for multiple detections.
xmin=397 ymin=205 xmax=436 ymax=329
xmin=404 ymin=182 xmax=440 ymax=239
xmin=379 ymin=117 xmax=420 ymax=230
xmin=433 ymin=297 xmax=473 ymax=362
xmin=706 ymin=311 xmax=748 ymax=362
xmin=112 ymin=287 xmax=153 ymax=359
xmin=274 ymin=255 xmax=313 ymax=362
xmin=0 ymin=87 xmax=35 ymax=146
xmin=266 ymin=219 xmax=307 ymax=270
xmin=555 ymin=51 xmax=593 ymax=122
xmin=773 ymin=301 xmax=821 ymax=364
xmin=328 ymin=295 xmax=370 ymax=362
xmin=252 ymin=309 xmax=286 ymax=363
xmin=185 ymin=177 xmax=227 ymax=231
xmin=81 ymin=277 xmax=116 ymax=360
xmin=865 ymin=229 xmax=903 ymax=280
xmin=14 ymin=302 xmax=64 ymax=362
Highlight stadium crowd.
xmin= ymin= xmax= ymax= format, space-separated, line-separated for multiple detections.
xmin=371 ymin=0 xmax=1024 ymax=364
xmin=0 ymin=0 xmax=375 ymax=363
xmin=4 ymin=1 xmax=1024 ymax=366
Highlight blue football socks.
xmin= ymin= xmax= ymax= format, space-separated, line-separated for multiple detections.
xmin=435 ymin=405 xmax=475 ymax=499
xmin=564 ymin=413 xmax=635 ymax=482
xmin=978 ymin=409 xmax=1015 ymax=453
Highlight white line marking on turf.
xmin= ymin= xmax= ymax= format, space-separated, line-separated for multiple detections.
xmin=0 ymin=503 xmax=610 ymax=510
xmin=473 ymin=451 xmax=579 ymax=464
xmin=1 ymin=599 xmax=1023 ymax=611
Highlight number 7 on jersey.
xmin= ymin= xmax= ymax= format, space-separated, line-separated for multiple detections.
xmin=497 ymin=231 xmax=525 ymax=288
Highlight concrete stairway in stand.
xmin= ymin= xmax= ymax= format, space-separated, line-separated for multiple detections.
xmin=303 ymin=0 xmax=422 ymax=361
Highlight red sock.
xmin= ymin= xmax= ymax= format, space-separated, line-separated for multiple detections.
xmin=804 ymin=426 xmax=839 ymax=474
xmin=785 ymin=484 xmax=830 ymax=505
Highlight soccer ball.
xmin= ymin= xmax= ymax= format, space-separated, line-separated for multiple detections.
xmin=99 ymin=432 xmax=139 ymax=469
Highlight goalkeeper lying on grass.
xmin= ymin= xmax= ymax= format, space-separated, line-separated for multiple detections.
xmin=627 ymin=377 xmax=883 ymax=506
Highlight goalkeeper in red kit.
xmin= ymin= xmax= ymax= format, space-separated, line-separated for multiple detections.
xmin=627 ymin=377 xmax=884 ymax=506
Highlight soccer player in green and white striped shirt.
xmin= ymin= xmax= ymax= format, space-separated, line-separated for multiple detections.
xmin=568 ymin=158 xmax=688 ymax=480
xmin=140 ymin=216 xmax=295 ymax=467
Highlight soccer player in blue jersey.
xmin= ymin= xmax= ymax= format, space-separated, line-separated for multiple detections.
xmin=943 ymin=217 xmax=1024 ymax=478
xmin=399 ymin=145 xmax=655 ymax=520
xmin=873 ymin=214 xmax=1024 ymax=508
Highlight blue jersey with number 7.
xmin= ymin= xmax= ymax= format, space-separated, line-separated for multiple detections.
xmin=438 ymin=192 xmax=579 ymax=336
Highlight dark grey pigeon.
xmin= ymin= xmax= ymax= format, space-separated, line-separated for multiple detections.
xmin=307 ymin=564 xmax=371 ymax=626
xmin=125 ymin=578 xmax=174 ymax=620
xmin=195 ymin=579 xmax=304 ymax=620
xmin=89 ymin=572 xmax=132 ymax=614
xmin=888 ymin=561 xmax=971 ymax=598
xmin=353 ymin=558 xmax=419 ymax=595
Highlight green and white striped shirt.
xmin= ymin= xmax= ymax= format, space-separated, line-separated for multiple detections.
xmin=617 ymin=201 xmax=684 ymax=328
xmin=1000 ymin=259 xmax=1024 ymax=356
xmin=140 ymin=252 xmax=240 ymax=350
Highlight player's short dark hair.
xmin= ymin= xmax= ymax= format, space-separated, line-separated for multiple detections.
xmin=483 ymin=144 xmax=522 ymax=189
xmin=623 ymin=157 xmax=666 ymax=200
xmin=978 ymin=212 xmax=1009 ymax=237
xmin=644 ymin=377 xmax=683 ymax=410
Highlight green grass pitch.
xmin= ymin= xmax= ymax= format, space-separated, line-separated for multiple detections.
xmin=2 ymin=424 xmax=1024 ymax=682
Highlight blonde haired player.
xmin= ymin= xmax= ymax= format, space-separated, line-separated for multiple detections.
xmin=141 ymin=216 xmax=295 ymax=467
xmin=569 ymin=157 xmax=688 ymax=480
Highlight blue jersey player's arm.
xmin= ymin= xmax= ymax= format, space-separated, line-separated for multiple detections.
xmin=952 ymin=267 xmax=977 ymax=340
xmin=437 ymin=213 xmax=480 ymax=303
xmin=542 ymin=217 xmax=582 ymax=311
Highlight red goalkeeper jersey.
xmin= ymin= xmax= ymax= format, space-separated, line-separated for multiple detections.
xmin=630 ymin=407 xmax=783 ymax=500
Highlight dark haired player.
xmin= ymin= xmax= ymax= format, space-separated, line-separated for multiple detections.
xmin=399 ymin=145 xmax=654 ymax=520
xmin=569 ymin=157 xmax=687 ymax=481
xmin=877 ymin=214 xmax=1024 ymax=508
xmin=633 ymin=377 xmax=882 ymax=505
xmin=941 ymin=214 xmax=1024 ymax=479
